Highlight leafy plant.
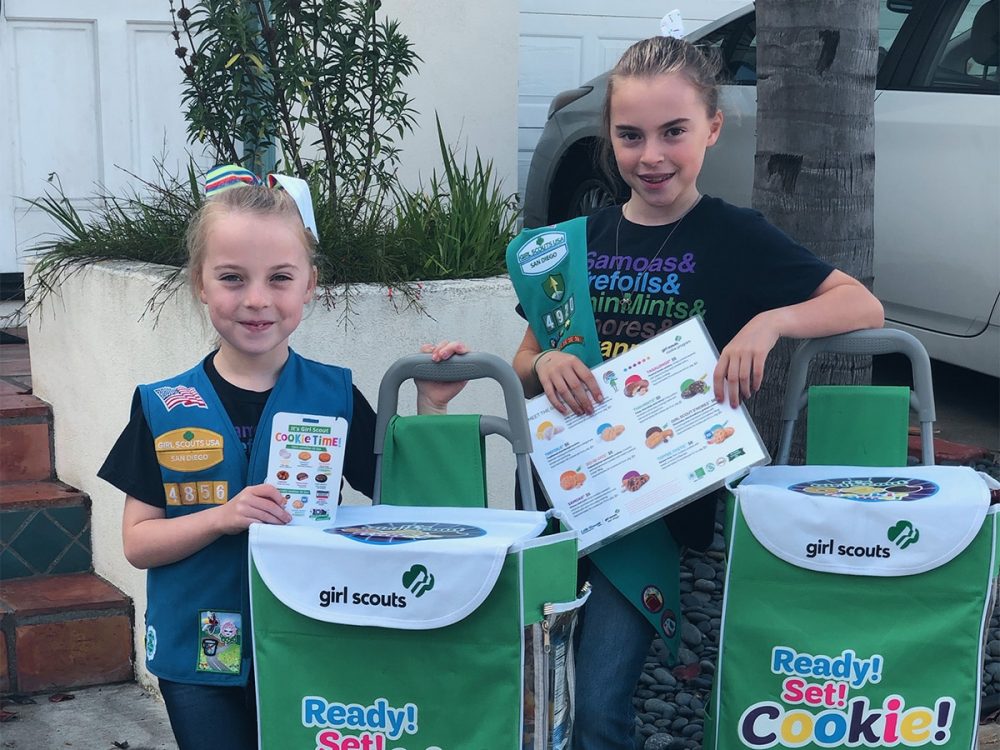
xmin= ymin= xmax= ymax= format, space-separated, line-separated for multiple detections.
xmin=169 ymin=0 xmax=419 ymax=217
xmin=25 ymin=162 xmax=200 ymax=319
xmin=392 ymin=118 xmax=519 ymax=280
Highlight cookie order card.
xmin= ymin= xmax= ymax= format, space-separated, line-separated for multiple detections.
xmin=527 ymin=317 xmax=769 ymax=553
xmin=265 ymin=413 xmax=348 ymax=527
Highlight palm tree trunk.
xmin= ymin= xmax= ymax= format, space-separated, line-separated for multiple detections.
xmin=749 ymin=0 xmax=879 ymax=461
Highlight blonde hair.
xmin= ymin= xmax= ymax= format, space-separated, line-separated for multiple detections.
xmin=186 ymin=185 xmax=318 ymax=295
xmin=600 ymin=36 xmax=723 ymax=181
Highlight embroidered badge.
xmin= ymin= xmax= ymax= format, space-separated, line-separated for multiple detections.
xmin=154 ymin=428 xmax=224 ymax=472
xmin=196 ymin=610 xmax=242 ymax=674
xmin=145 ymin=625 xmax=157 ymax=661
xmin=154 ymin=384 xmax=208 ymax=411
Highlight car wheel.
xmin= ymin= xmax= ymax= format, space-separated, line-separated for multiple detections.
xmin=566 ymin=176 xmax=619 ymax=219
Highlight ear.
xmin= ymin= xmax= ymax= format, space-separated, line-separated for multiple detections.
xmin=305 ymin=265 xmax=318 ymax=301
xmin=706 ymin=110 xmax=724 ymax=147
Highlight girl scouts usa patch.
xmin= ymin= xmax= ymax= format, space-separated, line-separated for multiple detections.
xmin=196 ymin=610 xmax=242 ymax=674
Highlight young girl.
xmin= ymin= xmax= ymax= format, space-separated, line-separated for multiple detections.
xmin=510 ymin=36 xmax=884 ymax=749
xmin=99 ymin=175 xmax=467 ymax=750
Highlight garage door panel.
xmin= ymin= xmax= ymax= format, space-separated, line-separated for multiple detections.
xmin=12 ymin=21 xmax=103 ymax=197
xmin=128 ymin=23 xmax=199 ymax=184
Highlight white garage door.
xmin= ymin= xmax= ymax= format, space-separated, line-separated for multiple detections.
xmin=518 ymin=0 xmax=747 ymax=199
xmin=0 ymin=0 xmax=203 ymax=275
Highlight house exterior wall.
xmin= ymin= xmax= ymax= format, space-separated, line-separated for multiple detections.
xmin=0 ymin=1 xmax=518 ymax=274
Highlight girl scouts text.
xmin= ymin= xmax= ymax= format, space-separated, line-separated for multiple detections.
xmin=303 ymin=698 xmax=418 ymax=744
xmin=737 ymin=647 xmax=955 ymax=747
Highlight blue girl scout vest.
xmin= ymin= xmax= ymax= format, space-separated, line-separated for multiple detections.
xmin=507 ymin=220 xmax=683 ymax=658
xmin=137 ymin=350 xmax=353 ymax=685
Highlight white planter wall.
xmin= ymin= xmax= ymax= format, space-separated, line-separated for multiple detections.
xmin=28 ymin=262 xmax=525 ymax=688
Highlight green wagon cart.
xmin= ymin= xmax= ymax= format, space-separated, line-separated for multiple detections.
xmin=249 ymin=353 xmax=589 ymax=750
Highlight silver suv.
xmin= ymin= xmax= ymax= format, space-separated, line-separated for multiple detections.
xmin=523 ymin=0 xmax=999 ymax=377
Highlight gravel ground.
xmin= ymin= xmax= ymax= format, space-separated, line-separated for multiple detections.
xmin=633 ymin=457 xmax=1000 ymax=749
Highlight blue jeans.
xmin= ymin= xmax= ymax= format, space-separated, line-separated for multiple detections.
xmin=159 ymin=676 xmax=257 ymax=750
xmin=573 ymin=564 xmax=654 ymax=750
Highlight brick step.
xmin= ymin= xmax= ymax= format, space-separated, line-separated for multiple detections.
xmin=0 ymin=393 xmax=52 ymax=482
xmin=0 ymin=573 xmax=134 ymax=694
xmin=0 ymin=481 xmax=92 ymax=579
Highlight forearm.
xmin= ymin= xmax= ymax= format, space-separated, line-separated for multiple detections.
xmin=513 ymin=328 xmax=545 ymax=397
xmin=761 ymin=280 xmax=884 ymax=341
xmin=123 ymin=504 xmax=225 ymax=569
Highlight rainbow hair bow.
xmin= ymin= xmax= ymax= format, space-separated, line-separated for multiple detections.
xmin=203 ymin=164 xmax=319 ymax=242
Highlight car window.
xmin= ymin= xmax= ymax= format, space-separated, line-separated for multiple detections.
xmin=697 ymin=2 xmax=911 ymax=87
xmin=695 ymin=15 xmax=757 ymax=85
xmin=915 ymin=0 xmax=998 ymax=92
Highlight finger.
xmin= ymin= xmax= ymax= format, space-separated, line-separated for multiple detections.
xmin=739 ymin=355 xmax=753 ymax=401
xmin=419 ymin=342 xmax=434 ymax=354
xmin=751 ymin=351 xmax=768 ymax=394
xmin=543 ymin=382 xmax=570 ymax=415
xmin=575 ymin=365 xmax=605 ymax=404
xmin=713 ymin=358 xmax=728 ymax=403
xmin=727 ymin=357 xmax=742 ymax=408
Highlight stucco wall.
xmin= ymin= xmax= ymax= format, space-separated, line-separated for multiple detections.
xmin=28 ymin=262 xmax=525 ymax=688
xmin=386 ymin=0 xmax=519 ymax=195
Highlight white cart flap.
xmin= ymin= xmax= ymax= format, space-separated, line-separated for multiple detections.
xmin=736 ymin=465 xmax=990 ymax=576
xmin=250 ymin=506 xmax=548 ymax=629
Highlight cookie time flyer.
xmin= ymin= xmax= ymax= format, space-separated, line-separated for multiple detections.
xmin=526 ymin=317 xmax=768 ymax=553
xmin=266 ymin=413 xmax=348 ymax=526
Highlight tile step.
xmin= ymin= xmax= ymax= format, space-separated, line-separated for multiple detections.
xmin=0 ymin=394 xmax=52 ymax=481
xmin=1 ymin=482 xmax=92 ymax=579
xmin=0 ymin=573 xmax=134 ymax=694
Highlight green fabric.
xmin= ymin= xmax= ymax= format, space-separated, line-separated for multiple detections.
xmin=380 ymin=414 xmax=486 ymax=508
xmin=252 ymin=552 xmax=525 ymax=748
xmin=589 ymin=524 xmax=682 ymax=657
xmin=706 ymin=502 xmax=997 ymax=750
xmin=506 ymin=217 xmax=602 ymax=364
xmin=520 ymin=538 xmax=579 ymax=625
xmin=806 ymin=386 xmax=910 ymax=467
xmin=507 ymin=217 xmax=682 ymax=657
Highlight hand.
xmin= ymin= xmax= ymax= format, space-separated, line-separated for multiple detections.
xmin=415 ymin=340 xmax=470 ymax=414
xmin=215 ymin=483 xmax=291 ymax=534
xmin=534 ymin=349 xmax=603 ymax=416
xmin=713 ymin=312 xmax=780 ymax=408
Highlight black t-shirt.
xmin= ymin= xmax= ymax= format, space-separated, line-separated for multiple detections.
xmin=98 ymin=353 xmax=377 ymax=507
xmin=587 ymin=196 xmax=834 ymax=356
xmin=517 ymin=196 xmax=834 ymax=547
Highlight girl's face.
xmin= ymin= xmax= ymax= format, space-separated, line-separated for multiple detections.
xmin=610 ymin=72 xmax=723 ymax=225
xmin=197 ymin=212 xmax=316 ymax=367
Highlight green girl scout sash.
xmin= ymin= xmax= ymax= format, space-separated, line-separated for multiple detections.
xmin=706 ymin=464 xmax=1000 ymax=750
xmin=507 ymin=221 xmax=683 ymax=657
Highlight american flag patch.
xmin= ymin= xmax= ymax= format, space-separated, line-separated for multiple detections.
xmin=154 ymin=385 xmax=209 ymax=411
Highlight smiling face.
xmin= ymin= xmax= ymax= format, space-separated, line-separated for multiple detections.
xmin=610 ymin=72 xmax=723 ymax=225
xmin=196 ymin=211 xmax=316 ymax=371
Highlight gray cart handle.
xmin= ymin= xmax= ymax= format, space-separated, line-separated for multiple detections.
xmin=372 ymin=352 xmax=538 ymax=510
xmin=776 ymin=329 xmax=936 ymax=465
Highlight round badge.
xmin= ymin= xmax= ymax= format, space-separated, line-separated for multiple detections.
xmin=641 ymin=585 xmax=664 ymax=613
xmin=661 ymin=610 xmax=677 ymax=639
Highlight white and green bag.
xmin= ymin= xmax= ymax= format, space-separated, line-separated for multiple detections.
xmin=249 ymin=504 xmax=586 ymax=750
xmin=707 ymin=465 xmax=999 ymax=750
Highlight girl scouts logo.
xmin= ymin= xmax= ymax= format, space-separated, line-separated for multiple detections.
xmin=787 ymin=477 xmax=940 ymax=503
xmin=330 ymin=522 xmax=487 ymax=545
xmin=516 ymin=231 xmax=568 ymax=276
xmin=888 ymin=520 xmax=921 ymax=549
xmin=402 ymin=564 xmax=435 ymax=597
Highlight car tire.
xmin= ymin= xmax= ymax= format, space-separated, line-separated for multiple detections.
xmin=566 ymin=176 xmax=619 ymax=219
